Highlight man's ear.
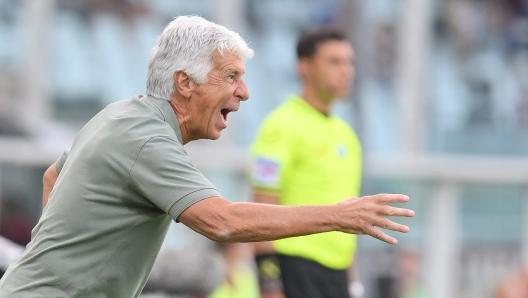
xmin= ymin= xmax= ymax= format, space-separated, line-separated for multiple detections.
xmin=174 ymin=71 xmax=196 ymax=98
xmin=298 ymin=57 xmax=311 ymax=80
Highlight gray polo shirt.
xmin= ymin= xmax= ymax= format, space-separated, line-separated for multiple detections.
xmin=0 ymin=95 xmax=221 ymax=298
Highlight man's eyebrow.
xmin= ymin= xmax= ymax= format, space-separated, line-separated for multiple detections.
xmin=224 ymin=68 xmax=245 ymax=75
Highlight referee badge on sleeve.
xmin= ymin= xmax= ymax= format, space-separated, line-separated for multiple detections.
xmin=337 ymin=144 xmax=347 ymax=158
xmin=253 ymin=157 xmax=281 ymax=187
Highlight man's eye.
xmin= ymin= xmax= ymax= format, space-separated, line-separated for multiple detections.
xmin=227 ymin=75 xmax=235 ymax=81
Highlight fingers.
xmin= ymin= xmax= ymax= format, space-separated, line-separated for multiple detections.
xmin=381 ymin=206 xmax=415 ymax=217
xmin=374 ymin=194 xmax=410 ymax=204
xmin=367 ymin=217 xmax=409 ymax=245
xmin=370 ymin=194 xmax=415 ymax=217
xmin=376 ymin=217 xmax=409 ymax=233
xmin=339 ymin=193 xmax=415 ymax=245
xmin=367 ymin=227 xmax=398 ymax=245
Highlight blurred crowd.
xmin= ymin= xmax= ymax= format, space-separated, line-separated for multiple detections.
xmin=1 ymin=0 xmax=526 ymax=150
xmin=428 ymin=0 xmax=528 ymax=154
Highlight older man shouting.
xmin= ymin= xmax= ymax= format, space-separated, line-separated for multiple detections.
xmin=0 ymin=16 xmax=414 ymax=298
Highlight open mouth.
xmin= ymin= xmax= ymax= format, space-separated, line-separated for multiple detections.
xmin=221 ymin=108 xmax=234 ymax=123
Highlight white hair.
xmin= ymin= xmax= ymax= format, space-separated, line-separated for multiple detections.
xmin=146 ymin=15 xmax=254 ymax=100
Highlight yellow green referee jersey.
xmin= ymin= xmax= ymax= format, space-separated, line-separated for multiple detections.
xmin=251 ymin=95 xmax=362 ymax=270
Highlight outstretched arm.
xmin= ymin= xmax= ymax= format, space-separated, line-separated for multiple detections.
xmin=42 ymin=164 xmax=58 ymax=208
xmin=252 ymin=192 xmax=280 ymax=255
xmin=178 ymin=193 xmax=414 ymax=245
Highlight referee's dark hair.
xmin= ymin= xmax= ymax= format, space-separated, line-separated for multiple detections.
xmin=296 ymin=27 xmax=349 ymax=59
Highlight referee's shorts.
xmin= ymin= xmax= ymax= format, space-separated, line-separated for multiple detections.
xmin=277 ymin=254 xmax=349 ymax=298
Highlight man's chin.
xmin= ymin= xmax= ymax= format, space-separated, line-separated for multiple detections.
xmin=206 ymin=130 xmax=222 ymax=140
xmin=331 ymin=86 xmax=351 ymax=99
xmin=333 ymin=91 xmax=350 ymax=100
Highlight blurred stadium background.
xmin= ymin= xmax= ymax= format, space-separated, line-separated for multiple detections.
xmin=1 ymin=0 xmax=528 ymax=297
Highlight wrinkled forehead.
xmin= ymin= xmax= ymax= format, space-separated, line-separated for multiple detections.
xmin=210 ymin=50 xmax=246 ymax=73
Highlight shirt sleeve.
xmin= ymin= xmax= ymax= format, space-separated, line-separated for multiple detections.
xmin=129 ymin=136 xmax=221 ymax=221
xmin=55 ymin=148 xmax=70 ymax=174
xmin=250 ymin=120 xmax=295 ymax=191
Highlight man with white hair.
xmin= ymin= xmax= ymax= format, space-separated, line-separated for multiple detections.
xmin=0 ymin=16 xmax=414 ymax=298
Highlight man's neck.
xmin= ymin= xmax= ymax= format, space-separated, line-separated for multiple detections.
xmin=301 ymin=85 xmax=333 ymax=117
xmin=169 ymin=96 xmax=192 ymax=144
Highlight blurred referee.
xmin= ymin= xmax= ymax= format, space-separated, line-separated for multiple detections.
xmin=251 ymin=28 xmax=364 ymax=298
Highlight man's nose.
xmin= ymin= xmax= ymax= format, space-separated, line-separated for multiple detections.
xmin=235 ymin=78 xmax=250 ymax=101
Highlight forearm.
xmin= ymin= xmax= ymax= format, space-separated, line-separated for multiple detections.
xmin=180 ymin=197 xmax=338 ymax=243
xmin=252 ymin=193 xmax=280 ymax=254
xmin=42 ymin=164 xmax=58 ymax=208
xmin=224 ymin=202 xmax=338 ymax=242
xmin=180 ymin=194 xmax=414 ymax=245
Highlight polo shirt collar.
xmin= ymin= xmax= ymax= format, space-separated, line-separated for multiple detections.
xmin=145 ymin=95 xmax=184 ymax=144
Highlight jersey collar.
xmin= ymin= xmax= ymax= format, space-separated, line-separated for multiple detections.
xmin=144 ymin=95 xmax=184 ymax=144
xmin=289 ymin=94 xmax=333 ymax=120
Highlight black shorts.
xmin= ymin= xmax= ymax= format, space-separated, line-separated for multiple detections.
xmin=277 ymin=254 xmax=349 ymax=298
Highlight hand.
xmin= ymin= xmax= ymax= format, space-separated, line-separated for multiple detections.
xmin=335 ymin=194 xmax=415 ymax=244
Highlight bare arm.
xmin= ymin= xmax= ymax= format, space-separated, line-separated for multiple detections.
xmin=178 ymin=193 xmax=414 ymax=245
xmin=42 ymin=164 xmax=58 ymax=208
xmin=253 ymin=192 xmax=280 ymax=255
